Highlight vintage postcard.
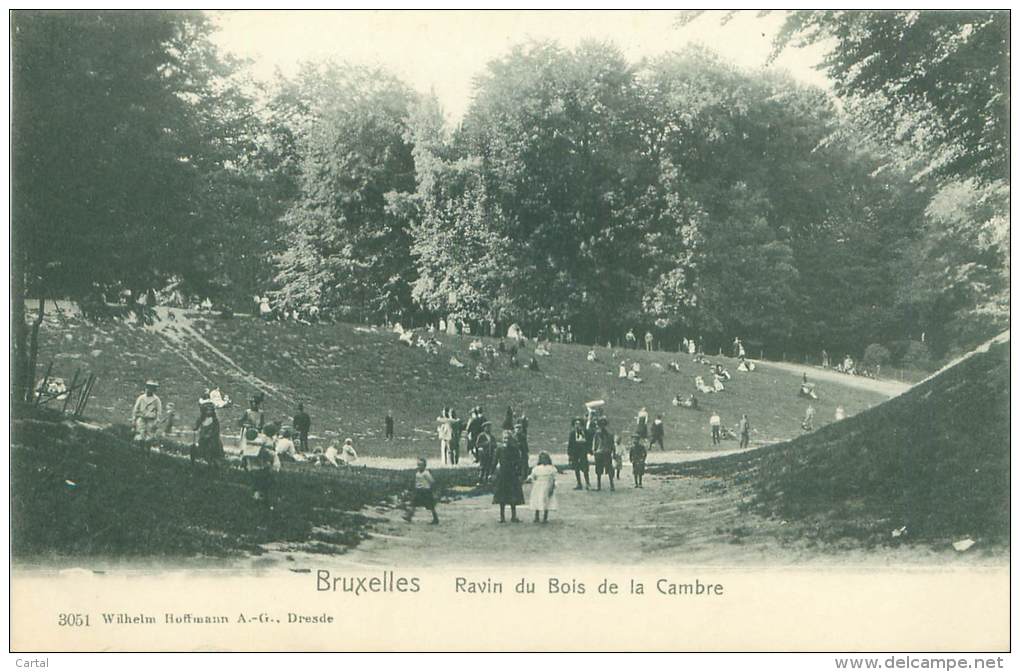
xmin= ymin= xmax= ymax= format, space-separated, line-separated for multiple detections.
xmin=9 ymin=9 xmax=1010 ymax=654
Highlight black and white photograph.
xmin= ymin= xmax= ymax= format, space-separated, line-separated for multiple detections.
xmin=8 ymin=8 xmax=1011 ymax=655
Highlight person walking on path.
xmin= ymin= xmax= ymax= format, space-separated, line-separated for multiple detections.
xmin=527 ymin=452 xmax=558 ymax=523
xmin=132 ymin=380 xmax=163 ymax=455
xmin=449 ymin=410 xmax=464 ymax=465
xmin=476 ymin=421 xmax=496 ymax=484
xmin=592 ymin=417 xmax=616 ymax=492
xmin=709 ymin=411 xmax=722 ymax=446
xmin=492 ymin=430 xmax=525 ymax=523
xmin=650 ymin=414 xmax=665 ymax=451
xmin=437 ymin=408 xmax=454 ymax=465
xmin=738 ymin=413 xmax=751 ymax=450
xmin=567 ymin=417 xmax=591 ymax=490
xmin=465 ymin=407 xmax=485 ymax=460
xmin=629 ymin=435 xmax=647 ymax=488
xmin=404 ymin=458 xmax=440 ymax=525
xmin=293 ymin=403 xmax=311 ymax=453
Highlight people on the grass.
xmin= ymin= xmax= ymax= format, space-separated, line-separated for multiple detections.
xmin=132 ymin=380 xmax=162 ymax=454
xmin=248 ymin=427 xmax=278 ymax=508
xmin=673 ymin=393 xmax=699 ymax=410
xmin=567 ymin=417 xmax=591 ymax=490
xmin=404 ymin=457 xmax=439 ymax=525
xmin=800 ymin=372 xmax=818 ymax=399
xmin=625 ymin=329 xmax=637 ymax=349
xmin=339 ymin=438 xmax=358 ymax=465
xmin=802 ymin=404 xmax=816 ymax=431
xmin=835 ymin=405 xmax=846 ymax=421
xmin=527 ymin=452 xmax=558 ymax=523
xmin=492 ymin=430 xmax=525 ymax=523
xmin=240 ymin=395 xmax=265 ymax=438
xmin=274 ymin=426 xmax=298 ymax=462
xmin=385 ymin=410 xmax=394 ymax=441
xmin=644 ymin=331 xmax=654 ymax=352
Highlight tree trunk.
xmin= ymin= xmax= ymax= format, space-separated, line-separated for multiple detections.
xmin=11 ymin=260 xmax=29 ymax=405
xmin=24 ymin=296 xmax=45 ymax=403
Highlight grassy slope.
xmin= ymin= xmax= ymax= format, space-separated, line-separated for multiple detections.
xmin=11 ymin=409 xmax=478 ymax=561
xmin=668 ymin=340 xmax=1010 ymax=546
xmin=35 ymin=308 xmax=886 ymax=459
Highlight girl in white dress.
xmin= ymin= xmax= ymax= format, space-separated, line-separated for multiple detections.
xmin=527 ymin=452 xmax=559 ymax=523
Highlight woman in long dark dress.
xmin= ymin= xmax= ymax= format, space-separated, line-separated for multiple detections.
xmin=192 ymin=400 xmax=224 ymax=467
xmin=492 ymin=430 xmax=525 ymax=522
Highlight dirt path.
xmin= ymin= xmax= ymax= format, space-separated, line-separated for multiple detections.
xmin=290 ymin=458 xmax=974 ymax=569
xmin=757 ymin=360 xmax=911 ymax=398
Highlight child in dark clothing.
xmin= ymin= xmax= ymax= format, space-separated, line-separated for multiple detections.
xmin=629 ymin=435 xmax=647 ymax=488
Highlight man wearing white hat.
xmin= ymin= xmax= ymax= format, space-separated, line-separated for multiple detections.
xmin=132 ymin=380 xmax=163 ymax=454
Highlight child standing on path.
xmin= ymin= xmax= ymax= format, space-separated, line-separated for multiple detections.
xmin=629 ymin=435 xmax=647 ymax=488
xmin=404 ymin=458 xmax=439 ymax=525
xmin=527 ymin=452 xmax=558 ymax=523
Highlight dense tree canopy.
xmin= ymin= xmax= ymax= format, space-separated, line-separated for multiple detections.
xmin=12 ymin=10 xmax=1008 ymax=393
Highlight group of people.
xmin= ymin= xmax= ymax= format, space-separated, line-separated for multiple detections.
xmin=623 ymin=329 xmax=657 ymax=351
xmin=131 ymin=381 xmax=367 ymax=506
xmin=565 ymin=406 xmax=650 ymax=492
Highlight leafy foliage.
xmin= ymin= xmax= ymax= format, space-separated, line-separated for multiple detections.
xmin=271 ymin=63 xmax=418 ymax=321
xmin=769 ymin=10 xmax=1009 ymax=183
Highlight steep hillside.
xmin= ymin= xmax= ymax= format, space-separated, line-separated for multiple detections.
xmin=10 ymin=411 xmax=478 ymax=561
xmin=671 ymin=336 xmax=1010 ymax=546
xmin=32 ymin=306 xmax=888 ymax=460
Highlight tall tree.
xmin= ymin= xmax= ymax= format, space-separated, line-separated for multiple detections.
xmin=11 ymin=10 xmax=260 ymax=401
xmin=273 ymin=63 xmax=418 ymax=322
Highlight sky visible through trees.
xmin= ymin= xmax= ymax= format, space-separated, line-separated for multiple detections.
xmin=10 ymin=10 xmax=1010 ymax=404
